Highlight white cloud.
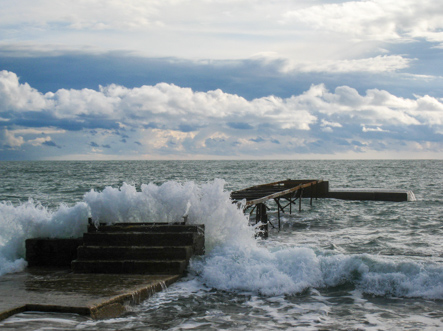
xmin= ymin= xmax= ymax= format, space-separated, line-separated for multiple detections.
xmin=146 ymin=129 xmax=196 ymax=150
xmin=27 ymin=136 xmax=52 ymax=146
xmin=0 ymin=71 xmax=51 ymax=111
xmin=283 ymin=0 xmax=443 ymax=44
xmin=2 ymin=70 xmax=439 ymax=133
xmin=321 ymin=120 xmax=342 ymax=128
xmin=290 ymin=84 xmax=425 ymax=127
xmin=1 ymin=0 xmax=441 ymax=67
xmin=1 ymin=70 xmax=443 ymax=158
xmin=288 ymin=55 xmax=413 ymax=73
xmin=362 ymin=126 xmax=389 ymax=133
xmin=0 ymin=129 xmax=24 ymax=148
xmin=254 ymin=53 xmax=413 ymax=74
xmin=0 ymin=127 xmax=58 ymax=149
xmin=0 ymin=0 xmax=407 ymax=62
xmin=0 ymin=0 xmax=164 ymax=31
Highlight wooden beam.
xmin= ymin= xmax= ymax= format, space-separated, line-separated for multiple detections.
xmin=236 ymin=180 xmax=322 ymax=207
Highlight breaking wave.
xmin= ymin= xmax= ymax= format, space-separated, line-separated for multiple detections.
xmin=0 ymin=179 xmax=253 ymax=276
xmin=1 ymin=180 xmax=442 ymax=299
xmin=190 ymin=245 xmax=443 ymax=299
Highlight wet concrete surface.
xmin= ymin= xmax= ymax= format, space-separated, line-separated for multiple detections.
xmin=0 ymin=267 xmax=180 ymax=321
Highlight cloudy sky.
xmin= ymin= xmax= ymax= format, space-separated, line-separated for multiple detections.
xmin=1 ymin=0 xmax=443 ymax=160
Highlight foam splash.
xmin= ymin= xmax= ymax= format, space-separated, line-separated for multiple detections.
xmin=190 ymin=246 xmax=443 ymax=299
xmin=0 ymin=199 xmax=89 ymax=276
xmin=407 ymin=190 xmax=416 ymax=202
xmin=0 ymin=180 xmax=253 ymax=276
xmin=84 ymin=179 xmax=255 ymax=249
xmin=190 ymin=244 xmax=323 ymax=295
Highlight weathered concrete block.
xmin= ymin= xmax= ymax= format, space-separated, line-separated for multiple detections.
xmin=26 ymin=238 xmax=83 ymax=267
xmin=328 ymin=189 xmax=411 ymax=202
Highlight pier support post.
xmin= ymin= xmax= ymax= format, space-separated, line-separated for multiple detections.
xmin=310 ymin=183 xmax=313 ymax=206
xmin=256 ymin=203 xmax=268 ymax=239
xmin=275 ymin=198 xmax=281 ymax=231
xmin=299 ymin=188 xmax=303 ymax=212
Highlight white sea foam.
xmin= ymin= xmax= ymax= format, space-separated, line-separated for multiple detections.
xmin=0 ymin=199 xmax=89 ymax=276
xmin=0 ymin=180 xmax=253 ymax=276
xmin=84 ymin=179 xmax=255 ymax=249
xmin=190 ymin=245 xmax=443 ymax=299
xmin=407 ymin=190 xmax=417 ymax=201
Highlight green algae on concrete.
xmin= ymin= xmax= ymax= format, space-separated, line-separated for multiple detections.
xmin=0 ymin=267 xmax=180 ymax=321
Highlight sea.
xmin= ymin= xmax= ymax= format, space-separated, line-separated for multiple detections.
xmin=0 ymin=159 xmax=442 ymax=330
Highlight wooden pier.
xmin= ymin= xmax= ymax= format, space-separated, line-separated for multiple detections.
xmin=231 ymin=179 xmax=414 ymax=238
xmin=231 ymin=180 xmax=326 ymax=238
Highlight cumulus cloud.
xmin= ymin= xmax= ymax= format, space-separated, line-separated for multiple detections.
xmin=0 ymin=129 xmax=24 ymax=148
xmin=0 ymin=71 xmax=50 ymax=111
xmin=283 ymin=0 xmax=443 ymax=44
xmin=0 ymin=72 xmax=315 ymax=132
xmin=0 ymin=127 xmax=61 ymax=150
xmin=1 ymin=70 xmax=442 ymax=158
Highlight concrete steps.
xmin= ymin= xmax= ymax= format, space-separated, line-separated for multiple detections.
xmin=72 ymin=223 xmax=204 ymax=275
xmin=88 ymin=224 xmax=203 ymax=233
xmin=82 ymin=232 xmax=197 ymax=247
xmin=77 ymin=246 xmax=194 ymax=261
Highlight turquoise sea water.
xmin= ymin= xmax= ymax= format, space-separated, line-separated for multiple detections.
xmin=0 ymin=160 xmax=442 ymax=330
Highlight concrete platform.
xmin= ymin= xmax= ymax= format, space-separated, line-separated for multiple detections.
xmin=231 ymin=179 xmax=415 ymax=203
xmin=328 ymin=188 xmax=415 ymax=202
xmin=0 ymin=267 xmax=180 ymax=322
